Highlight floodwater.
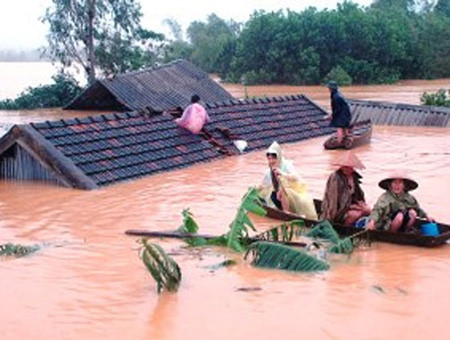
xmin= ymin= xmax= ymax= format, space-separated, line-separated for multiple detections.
xmin=0 ymin=63 xmax=450 ymax=339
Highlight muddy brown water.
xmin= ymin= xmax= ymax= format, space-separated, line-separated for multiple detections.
xmin=0 ymin=79 xmax=450 ymax=339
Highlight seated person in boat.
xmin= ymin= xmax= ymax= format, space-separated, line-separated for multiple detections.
xmin=321 ymin=151 xmax=371 ymax=225
xmin=257 ymin=141 xmax=317 ymax=220
xmin=366 ymin=170 xmax=434 ymax=231
xmin=175 ymin=94 xmax=210 ymax=134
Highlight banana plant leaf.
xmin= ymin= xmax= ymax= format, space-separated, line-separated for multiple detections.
xmin=241 ymin=187 xmax=267 ymax=217
xmin=254 ymin=220 xmax=306 ymax=243
xmin=225 ymin=187 xmax=267 ymax=252
xmin=306 ymin=220 xmax=341 ymax=244
xmin=140 ymin=239 xmax=182 ymax=293
xmin=328 ymin=229 xmax=369 ymax=254
xmin=244 ymin=241 xmax=330 ymax=272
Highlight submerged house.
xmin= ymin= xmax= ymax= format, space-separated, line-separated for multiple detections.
xmin=349 ymin=99 xmax=450 ymax=127
xmin=0 ymin=95 xmax=332 ymax=189
xmin=65 ymin=59 xmax=234 ymax=112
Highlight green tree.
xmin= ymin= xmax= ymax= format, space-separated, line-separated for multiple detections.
xmin=434 ymin=0 xmax=450 ymax=15
xmin=187 ymin=14 xmax=240 ymax=73
xmin=42 ymin=0 xmax=164 ymax=84
xmin=325 ymin=65 xmax=352 ymax=85
xmin=371 ymin=0 xmax=418 ymax=12
xmin=161 ymin=18 xmax=193 ymax=63
xmin=0 ymin=73 xmax=82 ymax=110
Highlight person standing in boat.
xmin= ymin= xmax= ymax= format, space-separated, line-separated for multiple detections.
xmin=366 ymin=170 xmax=434 ymax=232
xmin=257 ymin=141 xmax=317 ymax=220
xmin=326 ymin=80 xmax=352 ymax=145
xmin=321 ymin=151 xmax=371 ymax=225
xmin=175 ymin=94 xmax=210 ymax=134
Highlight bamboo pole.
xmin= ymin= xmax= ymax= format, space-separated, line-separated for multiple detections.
xmin=125 ymin=229 xmax=308 ymax=247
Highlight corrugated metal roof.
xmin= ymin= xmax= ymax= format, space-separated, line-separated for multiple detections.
xmin=349 ymin=99 xmax=450 ymax=127
xmin=65 ymin=59 xmax=234 ymax=111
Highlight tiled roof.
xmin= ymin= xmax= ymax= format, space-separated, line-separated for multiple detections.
xmin=204 ymin=94 xmax=333 ymax=153
xmin=349 ymin=99 xmax=450 ymax=127
xmin=29 ymin=112 xmax=223 ymax=187
xmin=0 ymin=95 xmax=333 ymax=189
xmin=65 ymin=59 xmax=234 ymax=111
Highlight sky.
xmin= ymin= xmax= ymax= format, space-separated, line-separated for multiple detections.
xmin=0 ymin=0 xmax=373 ymax=50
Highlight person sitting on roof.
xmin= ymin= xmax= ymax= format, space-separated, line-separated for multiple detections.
xmin=326 ymin=80 xmax=352 ymax=145
xmin=321 ymin=151 xmax=371 ymax=225
xmin=365 ymin=170 xmax=434 ymax=232
xmin=175 ymin=94 xmax=210 ymax=134
xmin=257 ymin=141 xmax=318 ymax=220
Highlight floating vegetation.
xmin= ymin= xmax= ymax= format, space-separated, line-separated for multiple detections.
xmin=306 ymin=220 xmax=341 ymax=244
xmin=177 ymin=208 xmax=208 ymax=247
xmin=0 ymin=243 xmax=40 ymax=258
xmin=133 ymin=187 xmax=372 ymax=294
xmin=254 ymin=220 xmax=306 ymax=243
xmin=306 ymin=220 xmax=369 ymax=255
xmin=245 ymin=241 xmax=330 ymax=272
xmin=204 ymin=259 xmax=237 ymax=271
xmin=177 ymin=208 xmax=200 ymax=234
xmin=225 ymin=187 xmax=267 ymax=252
xmin=140 ymin=239 xmax=182 ymax=294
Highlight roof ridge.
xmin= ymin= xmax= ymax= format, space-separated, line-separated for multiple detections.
xmin=31 ymin=110 xmax=153 ymax=130
xmin=100 ymin=59 xmax=189 ymax=82
xmin=206 ymin=94 xmax=306 ymax=109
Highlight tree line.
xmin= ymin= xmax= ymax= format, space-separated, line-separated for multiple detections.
xmin=40 ymin=0 xmax=450 ymax=86
xmin=175 ymin=0 xmax=450 ymax=85
xmin=1 ymin=0 xmax=449 ymax=110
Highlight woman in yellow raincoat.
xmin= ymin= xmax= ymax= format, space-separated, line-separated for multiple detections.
xmin=257 ymin=141 xmax=318 ymax=220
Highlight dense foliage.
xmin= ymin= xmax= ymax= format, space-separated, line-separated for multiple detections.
xmin=165 ymin=0 xmax=450 ymax=85
xmin=421 ymin=89 xmax=450 ymax=107
xmin=0 ymin=73 xmax=82 ymax=110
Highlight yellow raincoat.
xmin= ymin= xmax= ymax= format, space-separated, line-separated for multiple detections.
xmin=258 ymin=142 xmax=318 ymax=220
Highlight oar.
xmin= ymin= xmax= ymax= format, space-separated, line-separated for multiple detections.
xmin=125 ymin=229 xmax=308 ymax=248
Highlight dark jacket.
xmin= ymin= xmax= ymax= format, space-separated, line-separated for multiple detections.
xmin=330 ymin=90 xmax=352 ymax=128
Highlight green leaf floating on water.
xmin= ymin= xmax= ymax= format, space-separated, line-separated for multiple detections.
xmin=244 ymin=241 xmax=330 ymax=272
xmin=0 ymin=243 xmax=40 ymax=257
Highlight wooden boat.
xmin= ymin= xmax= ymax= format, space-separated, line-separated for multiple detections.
xmin=323 ymin=119 xmax=372 ymax=150
xmin=260 ymin=200 xmax=450 ymax=247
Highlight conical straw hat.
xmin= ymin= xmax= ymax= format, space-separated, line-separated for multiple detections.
xmin=378 ymin=169 xmax=418 ymax=191
xmin=332 ymin=151 xmax=365 ymax=170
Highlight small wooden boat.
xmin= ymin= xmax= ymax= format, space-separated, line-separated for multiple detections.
xmin=324 ymin=119 xmax=372 ymax=150
xmin=260 ymin=200 xmax=450 ymax=247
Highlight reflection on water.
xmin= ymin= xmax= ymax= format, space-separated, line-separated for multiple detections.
xmin=0 ymin=125 xmax=449 ymax=339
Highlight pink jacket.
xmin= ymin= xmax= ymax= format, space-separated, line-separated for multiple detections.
xmin=175 ymin=103 xmax=210 ymax=134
